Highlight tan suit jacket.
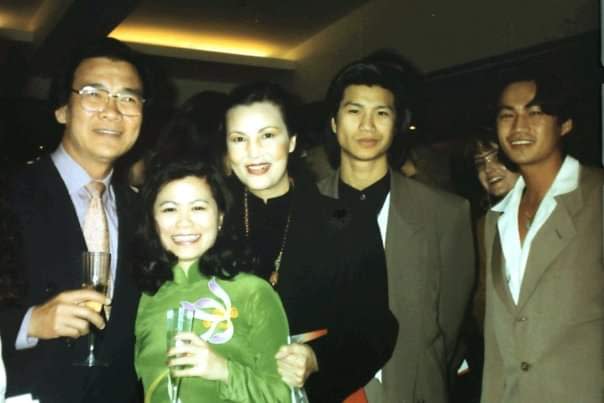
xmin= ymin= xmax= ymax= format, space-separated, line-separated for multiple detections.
xmin=318 ymin=171 xmax=475 ymax=403
xmin=481 ymin=165 xmax=604 ymax=403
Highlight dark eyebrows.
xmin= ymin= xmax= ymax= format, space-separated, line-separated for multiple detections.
xmin=158 ymin=199 xmax=209 ymax=207
xmin=525 ymin=99 xmax=543 ymax=109
xmin=260 ymin=125 xmax=281 ymax=131
xmin=341 ymin=100 xmax=394 ymax=111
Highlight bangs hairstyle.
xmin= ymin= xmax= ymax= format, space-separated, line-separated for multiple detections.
xmin=467 ymin=127 xmax=517 ymax=173
xmin=219 ymin=81 xmax=307 ymax=177
xmin=50 ymin=37 xmax=152 ymax=110
xmin=494 ymin=70 xmax=575 ymax=124
xmin=324 ymin=57 xmax=419 ymax=168
xmin=133 ymin=158 xmax=254 ymax=294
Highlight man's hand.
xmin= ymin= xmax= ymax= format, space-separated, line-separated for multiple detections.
xmin=275 ymin=343 xmax=319 ymax=388
xmin=28 ymin=289 xmax=108 ymax=340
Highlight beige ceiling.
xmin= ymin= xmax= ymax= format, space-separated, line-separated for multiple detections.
xmin=0 ymin=0 xmax=370 ymax=60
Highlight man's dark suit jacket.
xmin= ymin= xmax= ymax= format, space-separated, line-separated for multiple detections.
xmin=1 ymin=155 xmax=140 ymax=403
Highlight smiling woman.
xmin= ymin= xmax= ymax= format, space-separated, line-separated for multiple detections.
xmin=132 ymin=152 xmax=292 ymax=402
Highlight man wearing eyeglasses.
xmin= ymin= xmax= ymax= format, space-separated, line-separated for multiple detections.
xmin=2 ymin=38 xmax=148 ymax=403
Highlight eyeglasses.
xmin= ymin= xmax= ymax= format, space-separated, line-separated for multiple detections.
xmin=474 ymin=149 xmax=500 ymax=168
xmin=72 ymin=86 xmax=145 ymax=116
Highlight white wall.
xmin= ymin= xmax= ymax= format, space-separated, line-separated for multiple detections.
xmin=287 ymin=0 xmax=598 ymax=100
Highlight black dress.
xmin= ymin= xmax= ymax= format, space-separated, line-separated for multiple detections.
xmin=225 ymin=176 xmax=398 ymax=402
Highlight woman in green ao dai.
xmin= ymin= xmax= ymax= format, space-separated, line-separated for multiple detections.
xmin=133 ymin=158 xmax=291 ymax=403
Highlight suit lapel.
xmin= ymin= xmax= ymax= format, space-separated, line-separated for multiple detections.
xmin=385 ymin=174 xmax=422 ymax=268
xmin=319 ymin=169 xmax=340 ymax=198
xmin=39 ymin=157 xmax=87 ymax=289
xmin=489 ymin=228 xmax=517 ymax=313
xmin=516 ymin=183 xmax=581 ymax=309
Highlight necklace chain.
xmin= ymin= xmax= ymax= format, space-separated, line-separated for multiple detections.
xmin=243 ymin=189 xmax=292 ymax=287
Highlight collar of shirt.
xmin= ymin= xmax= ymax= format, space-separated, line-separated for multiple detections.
xmin=51 ymin=144 xmax=115 ymax=206
xmin=338 ymin=172 xmax=391 ymax=217
xmin=492 ymin=155 xmax=580 ymax=214
xmin=490 ymin=155 xmax=580 ymax=303
xmin=172 ymin=261 xmax=203 ymax=286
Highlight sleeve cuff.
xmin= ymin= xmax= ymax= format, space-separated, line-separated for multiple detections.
xmin=15 ymin=307 xmax=39 ymax=350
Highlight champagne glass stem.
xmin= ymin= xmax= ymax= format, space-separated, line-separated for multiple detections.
xmin=169 ymin=375 xmax=181 ymax=403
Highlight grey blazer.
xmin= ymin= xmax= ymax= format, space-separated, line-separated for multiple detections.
xmin=318 ymin=170 xmax=475 ymax=403
xmin=481 ymin=165 xmax=604 ymax=403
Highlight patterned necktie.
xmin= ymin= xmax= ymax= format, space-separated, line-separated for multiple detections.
xmin=83 ymin=181 xmax=110 ymax=253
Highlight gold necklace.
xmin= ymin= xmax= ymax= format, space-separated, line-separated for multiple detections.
xmin=243 ymin=189 xmax=292 ymax=287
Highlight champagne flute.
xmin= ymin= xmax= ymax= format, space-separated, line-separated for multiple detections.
xmin=74 ymin=251 xmax=111 ymax=367
xmin=166 ymin=307 xmax=193 ymax=403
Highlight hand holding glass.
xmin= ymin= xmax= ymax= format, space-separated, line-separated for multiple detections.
xmin=74 ymin=251 xmax=111 ymax=367
xmin=166 ymin=307 xmax=193 ymax=403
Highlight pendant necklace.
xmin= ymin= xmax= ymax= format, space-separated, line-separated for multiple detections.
xmin=244 ymin=189 xmax=292 ymax=287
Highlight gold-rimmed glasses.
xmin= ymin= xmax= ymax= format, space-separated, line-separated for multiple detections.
xmin=72 ymin=85 xmax=145 ymax=116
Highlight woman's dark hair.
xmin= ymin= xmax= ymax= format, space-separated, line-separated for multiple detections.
xmin=324 ymin=52 xmax=421 ymax=169
xmin=50 ymin=37 xmax=152 ymax=110
xmin=133 ymin=156 xmax=254 ymax=295
xmin=466 ymin=127 xmax=517 ymax=173
xmin=219 ymin=81 xmax=310 ymax=179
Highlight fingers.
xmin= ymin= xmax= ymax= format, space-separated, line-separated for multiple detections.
xmin=166 ymin=334 xmax=229 ymax=382
xmin=62 ymin=289 xmax=110 ymax=305
xmin=56 ymin=315 xmax=91 ymax=339
xmin=275 ymin=343 xmax=318 ymax=388
xmin=174 ymin=332 xmax=205 ymax=346
xmin=277 ymin=361 xmax=306 ymax=388
xmin=29 ymin=290 xmax=107 ymax=339
xmin=57 ymin=304 xmax=106 ymax=335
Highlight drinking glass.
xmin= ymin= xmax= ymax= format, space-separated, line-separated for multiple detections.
xmin=166 ymin=307 xmax=193 ymax=403
xmin=73 ymin=251 xmax=111 ymax=367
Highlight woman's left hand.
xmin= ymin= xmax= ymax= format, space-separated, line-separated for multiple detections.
xmin=167 ymin=332 xmax=229 ymax=382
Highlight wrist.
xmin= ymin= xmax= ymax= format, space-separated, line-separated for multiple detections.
xmin=28 ymin=305 xmax=42 ymax=338
xmin=218 ymin=357 xmax=230 ymax=383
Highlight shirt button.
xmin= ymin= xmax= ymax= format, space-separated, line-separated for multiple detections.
xmin=517 ymin=316 xmax=528 ymax=322
xmin=521 ymin=361 xmax=531 ymax=371
xmin=360 ymin=194 xmax=367 ymax=201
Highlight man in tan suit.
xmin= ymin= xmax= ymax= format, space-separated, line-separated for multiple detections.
xmin=481 ymin=74 xmax=604 ymax=403
xmin=317 ymin=56 xmax=475 ymax=403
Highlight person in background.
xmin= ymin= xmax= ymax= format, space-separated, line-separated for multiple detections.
xmin=1 ymin=38 xmax=148 ymax=402
xmin=451 ymin=132 xmax=520 ymax=403
xmin=318 ymin=56 xmax=475 ymax=403
xmin=133 ymin=154 xmax=291 ymax=402
xmin=481 ymin=72 xmax=604 ymax=403
xmin=220 ymin=81 xmax=398 ymax=402
xmin=469 ymin=132 xmax=519 ymax=327
xmin=473 ymin=134 xmax=519 ymax=206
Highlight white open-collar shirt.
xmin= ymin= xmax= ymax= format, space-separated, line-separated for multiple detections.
xmin=491 ymin=155 xmax=579 ymax=304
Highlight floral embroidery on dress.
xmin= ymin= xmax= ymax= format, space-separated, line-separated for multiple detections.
xmin=180 ymin=277 xmax=237 ymax=344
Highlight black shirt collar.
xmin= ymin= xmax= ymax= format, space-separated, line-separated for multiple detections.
xmin=338 ymin=172 xmax=390 ymax=217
